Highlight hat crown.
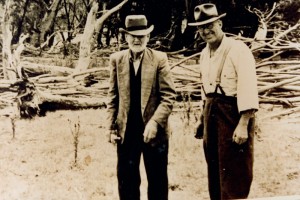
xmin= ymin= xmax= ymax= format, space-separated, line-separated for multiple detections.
xmin=194 ymin=3 xmax=219 ymax=23
xmin=188 ymin=3 xmax=226 ymax=26
xmin=120 ymin=15 xmax=154 ymax=36
xmin=125 ymin=15 xmax=148 ymax=31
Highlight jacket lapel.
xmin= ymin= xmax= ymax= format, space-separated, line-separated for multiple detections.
xmin=118 ymin=50 xmax=130 ymax=107
xmin=141 ymin=49 xmax=156 ymax=114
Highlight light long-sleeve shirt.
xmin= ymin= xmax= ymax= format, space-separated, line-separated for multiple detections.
xmin=199 ymin=36 xmax=259 ymax=112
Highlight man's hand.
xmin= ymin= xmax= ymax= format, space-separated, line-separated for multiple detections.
xmin=232 ymin=122 xmax=248 ymax=145
xmin=233 ymin=109 xmax=255 ymax=145
xmin=108 ymin=129 xmax=121 ymax=145
xmin=194 ymin=115 xmax=204 ymax=139
xmin=143 ymin=120 xmax=158 ymax=143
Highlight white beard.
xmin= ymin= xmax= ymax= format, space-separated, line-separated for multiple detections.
xmin=128 ymin=43 xmax=147 ymax=53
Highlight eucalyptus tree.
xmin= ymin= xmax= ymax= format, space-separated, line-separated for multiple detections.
xmin=1 ymin=0 xmax=60 ymax=79
xmin=76 ymin=0 xmax=128 ymax=71
xmin=1 ymin=0 xmax=27 ymax=79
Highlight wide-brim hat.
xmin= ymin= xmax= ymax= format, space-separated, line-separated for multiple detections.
xmin=188 ymin=3 xmax=226 ymax=26
xmin=120 ymin=15 xmax=154 ymax=36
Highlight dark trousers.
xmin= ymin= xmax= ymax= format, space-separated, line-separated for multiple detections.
xmin=203 ymin=94 xmax=254 ymax=200
xmin=117 ymin=125 xmax=169 ymax=200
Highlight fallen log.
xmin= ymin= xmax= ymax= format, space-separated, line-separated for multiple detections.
xmin=258 ymin=76 xmax=300 ymax=94
xmin=271 ymin=64 xmax=300 ymax=73
xmin=22 ymin=61 xmax=73 ymax=75
xmin=256 ymin=60 xmax=300 ymax=69
xmin=257 ymin=74 xmax=298 ymax=81
xmin=260 ymin=106 xmax=300 ymax=120
xmin=269 ymin=90 xmax=300 ymax=98
xmin=170 ymin=52 xmax=201 ymax=69
xmin=39 ymin=92 xmax=107 ymax=111
xmin=280 ymin=85 xmax=300 ymax=91
xmin=259 ymin=96 xmax=293 ymax=107
xmin=10 ymin=79 xmax=107 ymax=118
xmin=256 ymin=50 xmax=284 ymax=64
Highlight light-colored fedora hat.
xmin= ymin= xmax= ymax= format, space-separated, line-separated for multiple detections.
xmin=120 ymin=15 xmax=154 ymax=36
xmin=188 ymin=3 xmax=226 ymax=26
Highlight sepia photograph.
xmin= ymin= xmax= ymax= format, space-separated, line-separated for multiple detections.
xmin=0 ymin=0 xmax=299 ymax=199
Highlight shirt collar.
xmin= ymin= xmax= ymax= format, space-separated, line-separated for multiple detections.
xmin=129 ymin=50 xmax=144 ymax=63
xmin=206 ymin=34 xmax=228 ymax=56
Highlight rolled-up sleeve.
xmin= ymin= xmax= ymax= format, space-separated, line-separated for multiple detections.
xmin=235 ymin=42 xmax=259 ymax=112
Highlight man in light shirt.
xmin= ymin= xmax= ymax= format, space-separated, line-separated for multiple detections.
xmin=189 ymin=3 xmax=259 ymax=200
xmin=106 ymin=15 xmax=176 ymax=200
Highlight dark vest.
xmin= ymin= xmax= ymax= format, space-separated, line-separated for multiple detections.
xmin=126 ymin=60 xmax=144 ymax=135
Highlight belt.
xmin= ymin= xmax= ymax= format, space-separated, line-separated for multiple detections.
xmin=205 ymin=93 xmax=237 ymax=103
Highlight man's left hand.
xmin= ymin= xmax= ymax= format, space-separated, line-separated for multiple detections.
xmin=232 ymin=109 xmax=255 ymax=145
xmin=232 ymin=122 xmax=248 ymax=145
xmin=143 ymin=120 xmax=158 ymax=143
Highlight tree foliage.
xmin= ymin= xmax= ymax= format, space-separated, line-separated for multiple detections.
xmin=1 ymin=0 xmax=299 ymax=51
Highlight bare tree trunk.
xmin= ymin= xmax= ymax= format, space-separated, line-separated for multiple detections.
xmin=184 ymin=0 xmax=190 ymax=17
xmin=2 ymin=1 xmax=29 ymax=81
xmin=94 ymin=0 xmax=128 ymax=41
xmin=13 ymin=0 xmax=30 ymax=44
xmin=75 ymin=0 xmax=98 ymax=72
xmin=75 ymin=0 xmax=128 ymax=72
xmin=39 ymin=0 xmax=62 ymax=44
xmin=2 ymin=0 xmax=16 ymax=80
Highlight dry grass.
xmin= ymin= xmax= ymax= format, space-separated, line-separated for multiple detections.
xmin=0 ymin=105 xmax=299 ymax=200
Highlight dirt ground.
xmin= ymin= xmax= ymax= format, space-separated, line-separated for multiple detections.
xmin=0 ymin=104 xmax=299 ymax=200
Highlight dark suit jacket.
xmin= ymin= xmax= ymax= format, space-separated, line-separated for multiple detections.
xmin=106 ymin=48 xmax=176 ymax=143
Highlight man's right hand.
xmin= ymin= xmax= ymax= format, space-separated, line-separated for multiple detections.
xmin=194 ymin=115 xmax=204 ymax=139
xmin=108 ymin=129 xmax=121 ymax=144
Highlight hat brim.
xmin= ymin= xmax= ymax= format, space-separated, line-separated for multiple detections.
xmin=188 ymin=13 xmax=226 ymax=26
xmin=120 ymin=25 xmax=154 ymax=36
